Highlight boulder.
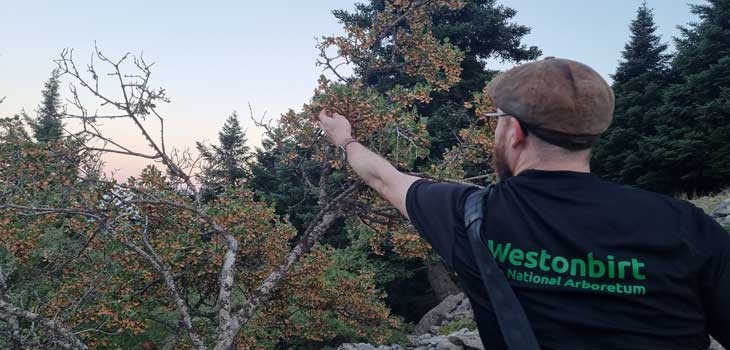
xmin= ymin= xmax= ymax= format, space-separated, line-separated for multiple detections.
xmin=712 ymin=199 xmax=730 ymax=227
xmin=414 ymin=293 xmax=467 ymax=335
xmin=449 ymin=295 xmax=473 ymax=320
xmin=712 ymin=199 xmax=730 ymax=217
xmin=409 ymin=333 xmax=462 ymax=350
xmin=336 ymin=344 xmax=403 ymax=350
xmin=710 ymin=337 xmax=726 ymax=350
xmin=447 ymin=329 xmax=484 ymax=350
xmin=414 ymin=292 xmax=473 ymax=335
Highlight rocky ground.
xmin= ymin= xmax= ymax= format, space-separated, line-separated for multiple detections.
xmin=338 ymin=293 xmax=483 ymax=350
xmin=337 ymin=198 xmax=730 ymax=350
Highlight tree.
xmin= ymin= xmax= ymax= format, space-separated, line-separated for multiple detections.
xmin=330 ymin=0 xmax=540 ymax=305
xmin=642 ymin=0 xmax=730 ymax=194
xmin=0 ymin=114 xmax=93 ymax=350
xmin=0 ymin=46 xmax=394 ymax=350
xmin=332 ymin=0 xmax=540 ymax=163
xmin=592 ymin=3 xmax=672 ymax=188
xmin=196 ymin=112 xmax=251 ymax=202
xmin=30 ymin=68 xmax=65 ymax=143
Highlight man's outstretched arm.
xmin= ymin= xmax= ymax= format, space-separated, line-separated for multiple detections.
xmin=318 ymin=110 xmax=419 ymax=219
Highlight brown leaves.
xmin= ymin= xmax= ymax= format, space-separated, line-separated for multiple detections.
xmin=241 ymin=246 xmax=397 ymax=347
xmin=306 ymin=0 xmax=466 ymax=148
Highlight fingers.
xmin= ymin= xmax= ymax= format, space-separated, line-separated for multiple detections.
xmin=318 ymin=109 xmax=332 ymax=122
xmin=317 ymin=110 xmax=330 ymax=132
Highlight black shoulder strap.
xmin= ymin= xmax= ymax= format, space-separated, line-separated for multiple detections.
xmin=464 ymin=186 xmax=540 ymax=350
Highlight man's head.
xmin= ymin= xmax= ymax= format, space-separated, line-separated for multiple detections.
xmin=486 ymin=57 xmax=615 ymax=180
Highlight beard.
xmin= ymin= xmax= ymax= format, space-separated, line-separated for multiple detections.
xmin=492 ymin=139 xmax=513 ymax=181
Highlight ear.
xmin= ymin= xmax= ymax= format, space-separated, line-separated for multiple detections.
xmin=509 ymin=116 xmax=528 ymax=148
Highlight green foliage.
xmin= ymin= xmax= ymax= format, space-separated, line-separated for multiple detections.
xmin=596 ymin=1 xmax=730 ymax=195
xmin=244 ymin=0 xmax=540 ymax=324
xmin=334 ymin=0 xmax=541 ymax=164
xmin=651 ymin=0 xmax=730 ymax=194
xmin=29 ymin=68 xmax=65 ymax=143
xmin=196 ymin=111 xmax=252 ymax=202
xmin=247 ymin=127 xmax=324 ymax=233
xmin=592 ymin=3 xmax=672 ymax=189
xmin=0 ymin=117 xmax=111 ymax=349
xmin=439 ymin=316 xmax=477 ymax=335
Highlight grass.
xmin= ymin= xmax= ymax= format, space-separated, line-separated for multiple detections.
xmin=438 ymin=317 xmax=477 ymax=335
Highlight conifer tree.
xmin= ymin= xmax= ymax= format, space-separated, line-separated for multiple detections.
xmin=649 ymin=0 xmax=730 ymax=194
xmin=592 ymin=3 xmax=672 ymax=188
xmin=333 ymin=0 xmax=541 ymax=161
xmin=196 ymin=111 xmax=251 ymax=202
xmin=30 ymin=68 xmax=65 ymax=143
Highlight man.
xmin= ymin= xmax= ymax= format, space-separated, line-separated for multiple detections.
xmin=318 ymin=57 xmax=729 ymax=349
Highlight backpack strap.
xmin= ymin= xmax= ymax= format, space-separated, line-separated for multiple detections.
xmin=464 ymin=186 xmax=540 ymax=350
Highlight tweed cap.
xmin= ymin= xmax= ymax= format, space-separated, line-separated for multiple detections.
xmin=486 ymin=57 xmax=615 ymax=136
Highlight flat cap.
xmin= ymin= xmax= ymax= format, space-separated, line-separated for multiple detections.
xmin=486 ymin=57 xmax=615 ymax=136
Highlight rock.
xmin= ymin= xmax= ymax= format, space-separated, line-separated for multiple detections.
xmin=409 ymin=333 xmax=462 ymax=350
xmin=337 ymin=344 xmax=376 ymax=350
xmin=414 ymin=293 xmax=467 ymax=335
xmin=710 ymin=336 xmax=726 ymax=350
xmin=713 ymin=199 xmax=730 ymax=227
xmin=712 ymin=199 xmax=730 ymax=218
xmin=449 ymin=296 xmax=473 ymax=320
xmin=336 ymin=344 xmax=403 ymax=350
xmin=406 ymin=329 xmax=483 ymax=350
xmin=447 ymin=329 xmax=484 ymax=350
xmin=337 ymin=343 xmax=375 ymax=350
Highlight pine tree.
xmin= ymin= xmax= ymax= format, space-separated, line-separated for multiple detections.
xmin=31 ymin=68 xmax=65 ymax=143
xmin=592 ymin=3 xmax=672 ymax=188
xmin=649 ymin=0 xmax=730 ymax=194
xmin=196 ymin=111 xmax=251 ymax=202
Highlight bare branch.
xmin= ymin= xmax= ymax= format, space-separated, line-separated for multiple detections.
xmin=0 ymin=204 xmax=103 ymax=220
xmin=56 ymin=45 xmax=200 ymax=203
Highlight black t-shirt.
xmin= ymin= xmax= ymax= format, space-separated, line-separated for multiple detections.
xmin=406 ymin=170 xmax=730 ymax=350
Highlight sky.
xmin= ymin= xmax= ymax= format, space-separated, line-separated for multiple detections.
xmin=0 ymin=0 xmax=704 ymax=180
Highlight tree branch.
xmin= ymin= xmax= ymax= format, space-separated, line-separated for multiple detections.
xmin=121 ymin=217 xmax=208 ymax=350
xmin=0 ymin=300 xmax=88 ymax=350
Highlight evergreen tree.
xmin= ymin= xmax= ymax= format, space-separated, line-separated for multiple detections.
xmin=592 ymin=3 xmax=672 ymax=187
xmin=334 ymin=0 xmax=541 ymax=162
xmin=649 ymin=0 xmax=730 ymax=194
xmin=248 ymin=128 xmax=322 ymax=232
xmin=196 ymin=111 xmax=251 ymax=202
xmin=30 ymin=68 xmax=65 ymax=143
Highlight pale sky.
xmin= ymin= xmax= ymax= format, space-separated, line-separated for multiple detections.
xmin=0 ymin=0 xmax=703 ymax=180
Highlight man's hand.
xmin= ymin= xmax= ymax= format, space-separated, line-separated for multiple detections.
xmin=318 ymin=110 xmax=352 ymax=146
xmin=316 ymin=109 xmax=419 ymax=220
